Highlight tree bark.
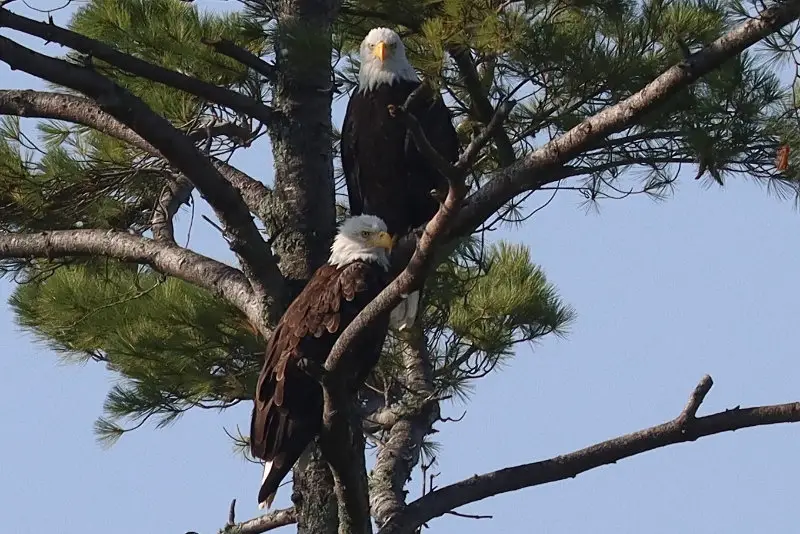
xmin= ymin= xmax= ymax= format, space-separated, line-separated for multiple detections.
xmin=265 ymin=0 xmax=342 ymax=532
xmin=267 ymin=0 xmax=338 ymax=289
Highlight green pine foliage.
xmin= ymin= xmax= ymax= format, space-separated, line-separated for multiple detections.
xmin=9 ymin=260 xmax=262 ymax=446
xmin=2 ymin=0 xmax=799 ymax=456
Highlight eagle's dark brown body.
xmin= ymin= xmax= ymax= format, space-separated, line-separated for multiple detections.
xmin=249 ymin=260 xmax=390 ymax=506
xmin=341 ymin=79 xmax=460 ymax=238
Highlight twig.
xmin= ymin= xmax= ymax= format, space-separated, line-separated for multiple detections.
xmin=445 ymin=510 xmax=493 ymax=520
xmin=377 ymin=375 xmax=800 ymax=534
xmin=202 ymin=37 xmax=276 ymax=81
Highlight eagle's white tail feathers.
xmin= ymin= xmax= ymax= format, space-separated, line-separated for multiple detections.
xmin=258 ymin=461 xmax=276 ymax=510
xmin=389 ymin=290 xmax=420 ymax=331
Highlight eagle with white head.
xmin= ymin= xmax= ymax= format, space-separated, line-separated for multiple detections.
xmin=250 ymin=214 xmax=394 ymax=509
xmin=341 ymin=27 xmax=460 ymax=331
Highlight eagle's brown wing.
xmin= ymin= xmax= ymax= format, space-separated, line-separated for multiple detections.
xmin=249 ymin=260 xmax=389 ymax=506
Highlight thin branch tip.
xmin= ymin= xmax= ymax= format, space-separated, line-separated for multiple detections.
xmin=680 ymin=374 xmax=714 ymax=422
xmin=228 ymin=498 xmax=237 ymax=526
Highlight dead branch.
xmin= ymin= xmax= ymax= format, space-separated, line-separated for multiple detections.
xmin=0 ymin=7 xmax=274 ymax=124
xmin=0 ymin=38 xmax=285 ymax=324
xmin=0 ymin=229 xmax=268 ymax=336
xmin=377 ymin=375 xmax=800 ymax=534
xmin=229 ymin=506 xmax=297 ymax=534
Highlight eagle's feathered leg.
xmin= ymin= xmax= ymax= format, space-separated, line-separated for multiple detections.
xmin=389 ymin=290 xmax=421 ymax=331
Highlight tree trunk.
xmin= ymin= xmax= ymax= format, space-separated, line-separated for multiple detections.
xmin=267 ymin=0 xmax=342 ymax=532
xmin=268 ymin=0 xmax=338 ymax=290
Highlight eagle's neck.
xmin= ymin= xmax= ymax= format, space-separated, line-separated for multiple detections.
xmin=358 ymin=60 xmax=418 ymax=93
xmin=328 ymin=235 xmax=390 ymax=270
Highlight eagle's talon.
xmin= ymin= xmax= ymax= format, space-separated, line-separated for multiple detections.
xmin=387 ymin=104 xmax=397 ymax=118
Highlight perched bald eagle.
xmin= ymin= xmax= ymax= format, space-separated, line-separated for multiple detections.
xmin=250 ymin=215 xmax=394 ymax=509
xmin=341 ymin=27 xmax=460 ymax=331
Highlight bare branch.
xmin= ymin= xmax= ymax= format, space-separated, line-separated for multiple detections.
xmin=152 ymin=175 xmax=193 ymax=242
xmin=450 ymin=0 xmax=800 ymax=239
xmin=378 ymin=375 xmax=800 ymax=534
xmin=202 ymin=37 xmax=276 ymax=81
xmin=0 ymin=7 xmax=274 ymax=124
xmin=0 ymin=229 xmax=268 ymax=336
xmin=369 ymin=327 xmax=440 ymax=527
xmin=229 ymin=507 xmax=297 ymax=534
xmin=0 ymin=39 xmax=285 ymax=323
xmin=0 ymin=89 xmax=272 ymax=220
xmin=679 ymin=374 xmax=714 ymax=423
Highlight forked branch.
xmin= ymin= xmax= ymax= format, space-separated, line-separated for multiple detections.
xmin=378 ymin=375 xmax=800 ymax=534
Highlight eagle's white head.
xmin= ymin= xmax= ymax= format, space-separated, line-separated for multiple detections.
xmin=329 ymin=214 xmax=393 ymax=270
xmin=358 ymin=27 xmax=419 ymax=92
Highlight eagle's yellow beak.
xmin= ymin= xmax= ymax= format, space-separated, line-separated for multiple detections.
xmin=371 ymin=231 xmax=394 ymax=251
xmin=373 ymin=41 xmax=387 ymax=62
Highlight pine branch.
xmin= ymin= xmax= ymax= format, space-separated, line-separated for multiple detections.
xmin=450 ymin=0 xmax=800 ymax=239
xmin=378 ymin=375 xmax=800 ymax=534
xmin=0 ymin=90 xmax=273 ymax=221
xmin=0 ymin=39 xmax=285 ymax=324
xmin=0 ymin=7 xmax=274 ymax=124
xmin=0 ymin=229 xmax=268 ymax=336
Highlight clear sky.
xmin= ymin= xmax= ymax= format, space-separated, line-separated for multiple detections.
xmin=2 ymin=1 xmax=800 ymax=533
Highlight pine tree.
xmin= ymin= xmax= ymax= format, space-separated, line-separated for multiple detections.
xmin=1 ymin=0 xmax=800 ymax=533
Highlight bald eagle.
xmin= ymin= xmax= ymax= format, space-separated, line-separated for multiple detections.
xmin=250 ymin=215 xmax=394 ymax=509
xmin=341 ymin=27 xmax=460 ymax=331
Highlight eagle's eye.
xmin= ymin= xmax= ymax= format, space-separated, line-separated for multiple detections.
xmin=361 ymin=230 xmax=371 ymax=238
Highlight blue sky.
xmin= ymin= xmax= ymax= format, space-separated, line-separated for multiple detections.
xmin=2 ymin=1 xmax=799 ymax=533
